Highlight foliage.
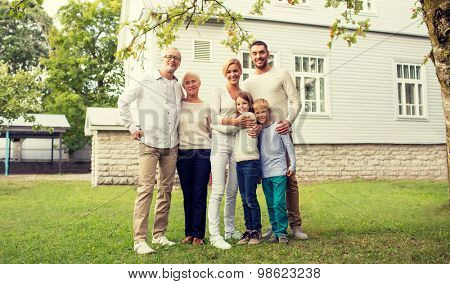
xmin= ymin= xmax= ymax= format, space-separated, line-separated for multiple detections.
xmin=0 ymin=61 xmax=43 ymax=126
xmin=0 ymin=0 xmax=52 ymax=72
xmin=5 ymin=0 xmax=43 ymax=18
xmin=0 ymin=179 xmax=448 ymax=263
xmin=43 ymin=0 xmax=123 ymax=106
xmin=43 ymin=92 xmax=87 ymax=154
xmin=324 ymin=0 xmax=371 ymax=48
xmin=118 ymin=0 xmax=371 ymax=60
xmin=117 ymin=0 xmax=253 ymax=61
xmin=42 ymin=0 xmax=124 ymax=153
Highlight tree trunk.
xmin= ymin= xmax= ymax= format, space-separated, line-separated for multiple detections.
xmin=421 ymin=0 xmax=450 ymax=189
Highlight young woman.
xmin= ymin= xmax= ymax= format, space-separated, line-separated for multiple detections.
xmin=208 ymin=58 xmax=256 ymax=250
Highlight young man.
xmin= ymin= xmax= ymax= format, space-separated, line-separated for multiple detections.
xmin=242 ymin=41 xmax=308 ymax=240
xmin=118 ymin=47 xmax=184 ymax=254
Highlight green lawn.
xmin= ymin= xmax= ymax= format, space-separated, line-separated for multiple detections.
xmin=0 ymin=178 xmax=448 ymax=263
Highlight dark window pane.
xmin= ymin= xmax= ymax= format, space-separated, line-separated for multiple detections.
xmin=405 ymin=83 xmax=414 ymax=104
xmin=243 ymin=53 xmax=249 ymax=69
xmin=295 ymin=57 xmax=301 ymax=72
xmin=410 ymin=65 xmax=416 ymax=79
xmin=303 ymin=57 xmax=310 ymax=72
xmin=403 ymin=65 xmax=409 ymax=79
xmin=318 ymin=58 xmax=324 ymax=73
xmin=304 ymin=77 xmax=316 ymax=100
xmin=397 ymin=65 xmax=402 ymax=78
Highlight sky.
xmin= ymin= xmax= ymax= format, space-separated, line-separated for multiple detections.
xmin=42 ymin=0 xmax=69 ymax=18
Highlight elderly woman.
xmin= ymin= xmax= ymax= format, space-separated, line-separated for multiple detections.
xmin=177 ymin=71 xmax=212 ymax=245
xmin=208 ymin=58 xmax=256 ymax=250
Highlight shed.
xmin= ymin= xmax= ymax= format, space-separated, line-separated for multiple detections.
xmin=85 ymin=107 xmax=139 ymax=187
xmin=0 ymin=114 xmax=70 ymax=175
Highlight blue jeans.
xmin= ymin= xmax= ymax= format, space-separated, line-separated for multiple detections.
xmin=236 ymin=160 xmax=262 ymax=232
xmin=176 ymin=149 xmax=211 ymax=239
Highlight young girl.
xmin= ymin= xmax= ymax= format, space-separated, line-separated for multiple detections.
xmin=233 ymin=92 xmax=262 ymax=245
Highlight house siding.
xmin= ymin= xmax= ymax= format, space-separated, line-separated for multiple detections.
xmin=103 ymin=0 xmax=447 ymax=186
xmin=134 ymin=20 xmax=445 ymax=145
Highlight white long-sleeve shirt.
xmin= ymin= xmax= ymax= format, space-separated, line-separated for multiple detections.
xmin=210 ymin=86 xmax=240 ymax=134
xmin=117 ymin=69 xmax=183 ymax=149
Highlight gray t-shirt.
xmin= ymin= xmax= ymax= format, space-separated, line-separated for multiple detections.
xmin=259 ymin=122 xmax=296 ymax=178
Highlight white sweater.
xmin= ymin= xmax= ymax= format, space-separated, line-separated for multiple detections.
xmin=178 ymin=101 xmax=211 ymax=150
xmin=233 ymin=112 xmax=259 ymax=162
xmin=242 ymin=67 xmax=301 ymax=125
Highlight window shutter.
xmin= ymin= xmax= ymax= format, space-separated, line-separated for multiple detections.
xmin=194 ymin=40 xmax=211 ymax=61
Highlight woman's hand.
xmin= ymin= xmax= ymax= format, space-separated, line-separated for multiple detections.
xmin=286 ymin=169 xmax=294 ymax=177
xmin=235 ymin=114 xmax=256 ymax=128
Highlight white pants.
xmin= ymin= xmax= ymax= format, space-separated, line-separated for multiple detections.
xmin=208 ymin=131 xmax=239 ymax=238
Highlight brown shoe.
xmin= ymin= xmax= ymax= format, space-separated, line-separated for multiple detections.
xmin=192 ymin=238 xmax=204 ymax=245
xmin=181 ymin=236 xmax=193 ymax=244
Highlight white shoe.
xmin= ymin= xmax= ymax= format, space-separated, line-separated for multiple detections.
xmin=152 ymin=235 xmax=176 ymax=246
xmin=224 ymin=231 xmax=241 ymax=240
xmin=134 ymin=242 xmax=156 ymax=254
xmin=210 ymin=236 xmax=232 ymax=250
xmin=290 ymin=226 xmax=308 ymax=240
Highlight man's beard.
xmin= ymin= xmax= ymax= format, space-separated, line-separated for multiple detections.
xmin=163 ymin=65 xmax=177 ymax=74
xmin=255 ymin=60 xmax=268 ymax=70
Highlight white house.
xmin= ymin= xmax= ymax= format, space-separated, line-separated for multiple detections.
xmin=85 ymin=0 xmax=447 ymax=186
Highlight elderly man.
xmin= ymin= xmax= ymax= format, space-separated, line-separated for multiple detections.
xmin=243 ymin=41 xmax=308 ymax=241
xmin=118 ymin=47 xmax=184 ymax=254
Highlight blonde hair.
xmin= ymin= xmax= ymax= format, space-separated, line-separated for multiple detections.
xmin=182 ymin=71 xmax=201 ymax=86
xmin=222 ymin=58 xmax=242 ymax=77
xmin=253 ymin=98 xmax=270 ymax=112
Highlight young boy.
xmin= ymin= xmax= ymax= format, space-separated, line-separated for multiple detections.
xmin=254 ymin=99 xmax=296 ymax=243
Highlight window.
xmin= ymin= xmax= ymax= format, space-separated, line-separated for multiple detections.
xmin=193 ymin=40 xmax=211 ymax=61
xmin=294 ymin=55 xmax=327 ymax=114
xmin=241 ymin=52 xmax=275 ymax=81
xmin=396 ymin=63 xmax=426 ymax=118
xmin=357 ymin=0 xmax=375 ymax=14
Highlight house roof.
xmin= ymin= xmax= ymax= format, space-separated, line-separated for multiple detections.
xmin=3 ymin=114 xmax=70 ymax=129
xmin=84 ymin=107 xmax=129 ymax=136
xmin=0 ymin=114 xmax=70 ymax=138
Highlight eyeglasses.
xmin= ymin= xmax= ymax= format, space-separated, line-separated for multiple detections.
xmin=163 ymin=55 xmax=181 ymax=62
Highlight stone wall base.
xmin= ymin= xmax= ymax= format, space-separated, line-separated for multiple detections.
xmin=296 ymin=144 xmax=448 ymax=182
xmin=91 ymin=130 xmax=447 ymax=186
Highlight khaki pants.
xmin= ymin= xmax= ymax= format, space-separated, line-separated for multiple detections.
xmin=133 ymin=143 xmax=178 ymax=243
xmin=286 ymin=136 xmax=302 ymax=228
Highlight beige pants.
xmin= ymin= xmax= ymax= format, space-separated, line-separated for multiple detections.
xmin=286 ymin=134 xmax=302 ymax=228
xmin=133 ymin=143 xmax=178 ymax=243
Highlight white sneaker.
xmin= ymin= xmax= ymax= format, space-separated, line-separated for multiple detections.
xmin=224 ymin=231 xmax=242 ymax=240
xmin=290 ymin=226 xmax=308 ymax=240
xmin=134 ymin=242 xmax=156 ymax=254
xmin=152 ymin=235 xmax=176 ymax=246
xmin=210 ymin=236 xmax=232 ymax=250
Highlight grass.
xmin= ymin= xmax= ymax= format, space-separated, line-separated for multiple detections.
xmin=0 ymin=178 xmax=448 ymax=263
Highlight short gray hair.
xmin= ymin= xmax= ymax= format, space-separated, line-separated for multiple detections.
xmin=182 ymin=71 xmax=201 ymax=85
xmin=161 ymin=47 xmax=181 ymax=58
